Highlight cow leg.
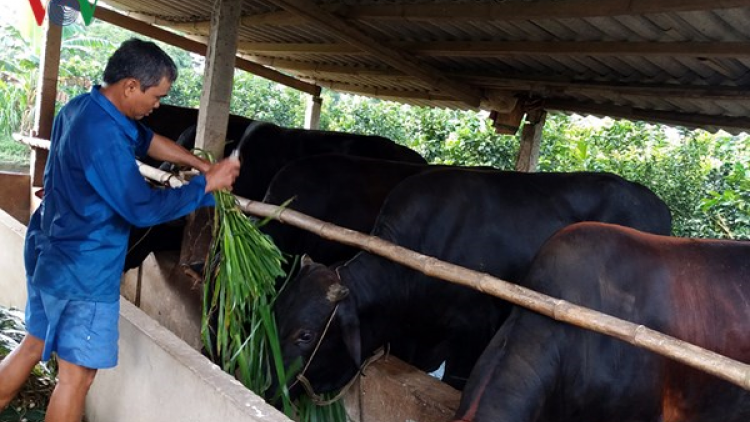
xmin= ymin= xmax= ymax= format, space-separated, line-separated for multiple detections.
xmin=454 ymin=309 xmax=562 ymax=422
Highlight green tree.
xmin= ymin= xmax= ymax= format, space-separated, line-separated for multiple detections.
xmin=0 ymin=25 xmax=38 ymax=164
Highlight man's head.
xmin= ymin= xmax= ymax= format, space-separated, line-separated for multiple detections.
xmin=102 ymin=38 xmax=178 ymax=120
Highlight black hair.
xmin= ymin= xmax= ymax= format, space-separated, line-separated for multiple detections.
xmin=102 ymin=38 xmax=178 ymax=91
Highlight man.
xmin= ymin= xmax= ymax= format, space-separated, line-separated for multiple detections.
xmin=0 ymin=38 xmax=241 ymax=421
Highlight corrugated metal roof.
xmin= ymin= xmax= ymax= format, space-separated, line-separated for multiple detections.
xmin=99 ymin=0 xmax=750 ymax=133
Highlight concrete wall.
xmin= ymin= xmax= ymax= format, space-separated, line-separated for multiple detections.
xmin=86 ymin=299 xmax=289 ymax=422
xmin=121 ymin=252 xmax=204 ymax=350
xmin=0 ymin=171 xmax=31 ymax=225
xmin=0 ymin=207 xmax=28 ymax=309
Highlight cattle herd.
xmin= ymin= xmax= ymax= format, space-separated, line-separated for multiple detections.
xmin=136 ymin=105 xmax=749 ymax=422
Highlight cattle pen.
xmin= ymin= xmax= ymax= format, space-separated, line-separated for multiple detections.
xmin=4 ymin=0 xmax=750 ymax=421
xmin=4 ymin=158 xmax=748 ymax=421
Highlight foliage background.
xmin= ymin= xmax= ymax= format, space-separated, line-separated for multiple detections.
xmin=0 ymin=18 xmax=747 ymax=239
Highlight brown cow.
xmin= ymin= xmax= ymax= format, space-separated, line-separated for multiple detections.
xmin=455 ymin=222 xmax=750 ymax=422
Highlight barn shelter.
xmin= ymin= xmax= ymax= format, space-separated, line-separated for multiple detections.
xmin=25 ymin=0 xmax=750 ymax=186
xmin=5 ymin=1 xmax=749 ymax=422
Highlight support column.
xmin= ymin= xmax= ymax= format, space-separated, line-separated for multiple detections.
xmin=515 ymin=109 xmax=547 ymax=173
xmin=31 ymin=20 xmax=63 ymax=211
xmin=195 ymin=0 xmax=242 ymax=159
xmin=304 ymin=93 xmax=322 ymax=130
xmin=182 ymin=0 xmax=242 ymax=276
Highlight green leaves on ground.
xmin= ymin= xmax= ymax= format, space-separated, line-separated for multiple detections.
xmin=0 ymin=306 xmax=57 ymax=422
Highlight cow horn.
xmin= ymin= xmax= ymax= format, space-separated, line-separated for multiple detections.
xmin=301 ymin=254 xmax=314 ymax=267
xmin=326 ymin=283 xmax=349 ymax=303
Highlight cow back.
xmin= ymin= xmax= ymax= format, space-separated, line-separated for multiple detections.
xmin=235 ymin=122 xmax=426 ymax=200
xmin=262 ymin=154 xmax=431 ymax=265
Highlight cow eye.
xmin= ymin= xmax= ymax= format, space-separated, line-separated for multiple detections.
xmin=296 ymin=330 xmax=315 ymax=345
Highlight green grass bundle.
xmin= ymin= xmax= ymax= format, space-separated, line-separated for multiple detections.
xmin=201 ymin=189 xmax=287 ymax=397
xmin=200 ymin=188 xmax=347 ymax=421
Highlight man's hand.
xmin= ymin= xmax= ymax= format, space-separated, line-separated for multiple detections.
xmin=204 ymin=158 xmax=241 ymax=193
xmin=147 ymin=133 xmax=211 ymax=173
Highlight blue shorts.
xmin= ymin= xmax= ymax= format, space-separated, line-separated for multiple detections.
xmin=25 ymin=282 xmax=120 ymax=369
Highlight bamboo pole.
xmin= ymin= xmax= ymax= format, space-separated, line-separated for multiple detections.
xmin=135 ymin=161 xmax=750 ymax=391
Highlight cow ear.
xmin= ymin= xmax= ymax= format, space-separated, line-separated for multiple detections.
xmin=336 ymin=295 xmax=361 ymax=368
xmin=300 ymin=254 xmax=314 ymax=268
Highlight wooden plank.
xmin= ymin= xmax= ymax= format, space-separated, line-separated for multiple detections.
xmin=265 ymin=0 xmax=484 ymax=108
xmin=31 ymin=21 xmax=61 ymax=194
xmin=93 ymin=6 xmax=319 ymax=95
xmin=304 ymin=94 xmax=322 ymax=130
xmin=515 ymin=109 xmax=547 ymax=172
xmin=195 ymin=0 xmax=242 ymax=158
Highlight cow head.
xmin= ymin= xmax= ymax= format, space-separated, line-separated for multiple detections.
xmin=268 ymin=254 xmax=361 ymax=403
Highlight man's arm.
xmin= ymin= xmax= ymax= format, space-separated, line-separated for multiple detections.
xmin=147 ymin=133 xmax=211 ymax=173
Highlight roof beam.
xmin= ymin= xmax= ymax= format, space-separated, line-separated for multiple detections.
xmin=93 ymin=6 xmax=320 ymax=95
xmin=401 ymin=41 xmax=750 ymax=58
xmin=238 ymin=55 xmax=393 ymax=76
xmin=229 ymin=57 xmax=750 ymax=100
xmin=263 ymin=0 xmax=484 ymax=107
xmin=545 ymin=99 xmax=750 ymax=132
xmin=313 ymin=81 xmax=458 ymax=103
xmin=340 ymin=0 xmax=750 ymax=21
xmin=237 ymin=40 xmax=750 ymax=58
xmin=460 ymin=75 xmax=750 ymax=100
xmin=169 ymin=11 xmax=308 ymax=32
xmin=237 ymin=42 xmax=363 ymax=55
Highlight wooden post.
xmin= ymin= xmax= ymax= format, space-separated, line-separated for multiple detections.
xmin=194 ymin=0 xmax=242 ymax=158
xmin=185 ymin=0 xmax=242 ymax=278
xmin=31 ymin=20 xmax=63 ymax=211
xmin=515 ymin=109 xmax=546 ymax=172
xmin=305 ymin=94 xmax=322 ymax=130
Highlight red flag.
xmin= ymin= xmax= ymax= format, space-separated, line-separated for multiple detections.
xmin=28 ymin=0 xmax=48 ymax=26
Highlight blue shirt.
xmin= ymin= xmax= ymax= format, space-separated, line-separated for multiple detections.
xmin=26 ymin=86 xmax=215 ymax=302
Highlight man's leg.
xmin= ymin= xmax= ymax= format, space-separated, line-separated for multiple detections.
xmin=44 ymin=357 xmax=97 ymax=422
xmin=0 ymin=333 xmax=44 ymax=410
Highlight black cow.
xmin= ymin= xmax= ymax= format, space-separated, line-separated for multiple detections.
xmin=272 ymin=168 xmax=672 ymax=399
xmin=140 ymin=103 xmax=199 ymax=144
xmin=224 ymin=121 xmax=426 ymax=201
xmin=125 ymin=122 xmax=426 ymax=271
xmin=454 ymin=222 xmax=750 ymax=422
xmin=261 ymin=154 xmax=431 ymax=266
xmin=140 ymin=103 xmax=253 ymax=146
